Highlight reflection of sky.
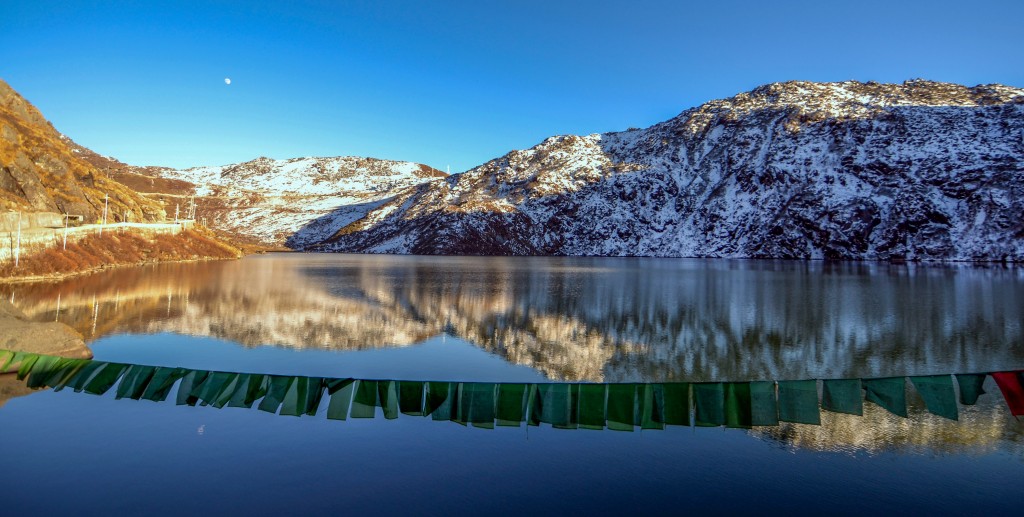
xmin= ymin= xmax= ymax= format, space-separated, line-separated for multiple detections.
xmin=92 ymin=333 xmax=549 ymax=383
xmin=0 ymin=379 xmax=1020 ymax=514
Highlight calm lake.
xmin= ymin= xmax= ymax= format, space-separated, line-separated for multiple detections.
xmin=1 ymin=254 xmax=1022 ymax=514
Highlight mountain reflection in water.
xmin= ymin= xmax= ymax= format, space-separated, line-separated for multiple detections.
xmin=2 ymin=254 xmax=1022 ymax=382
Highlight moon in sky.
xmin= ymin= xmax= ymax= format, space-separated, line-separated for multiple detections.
xmin=224 ymin=78 xmax=231 ymax=85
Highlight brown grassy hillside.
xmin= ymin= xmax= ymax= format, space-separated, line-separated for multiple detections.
xmin=0 ymin=78 xmax=166 ymax=222
xmin=0 ymin=227 xmax=242 ymax=280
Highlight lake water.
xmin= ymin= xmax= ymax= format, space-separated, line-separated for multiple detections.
xmin=1 ymin=254 xmax=1022 ymax=514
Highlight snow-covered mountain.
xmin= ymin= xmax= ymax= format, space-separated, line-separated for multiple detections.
xmin=318 ymin=80 xmax=1024 ymax=261
xmin=161 ymin=156 xmax=445 ymax=248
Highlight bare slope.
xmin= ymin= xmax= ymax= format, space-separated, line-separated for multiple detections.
xmin=0 ymin=78 xmax=166 ymax=222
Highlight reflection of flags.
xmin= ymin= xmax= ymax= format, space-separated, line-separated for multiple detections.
xmin=910 ymin=375 xmax=958 ymax=421
xmin=7 ymin=348 xmax=1024 ymax=430
xmin=991 ymin=371 xmax=1024 ymax=416
xmin=955 ymin=374 xmax=987 ymax=405
xmin=863 ymin=377 xmax=907 ymax=418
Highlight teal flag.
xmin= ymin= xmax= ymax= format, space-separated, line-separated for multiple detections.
xmin=606 ymin=384 xmax=637 ymax=431
xmin=257 ymin=375 xmax=295 ymax=414
xmin=532 ymin=384 xmax=578 ymax=429
xmin=426 ymin=382 xmax=454 ymax=421
xmin=496 ymin=384 xmax=528 ymax=426
xmin=84 ymin=363 xmax=128 ymax=396
xmin=578 ymin=384 xmax=607 ymax=430
xmin=460 ymin=383 xmax=496 ymax=428
xmin=140 ymin=367 xmax=187 ymax=402
xmin=910 ymin=375 xmax=958 ymax=421
xmin=228 ymin=374 xmax=268 ymax=408
xmin=280 ymin=376 xmax=325 ymax=417
xmin=863 ymin=377 xmax=907 ymax=417
xmin=115 ymin=365 xmax=158 ymax=400
xmin=725 ymin=382 xmax=752 ymax=429
xmin=350 ymin=380 xmax=379 ymax=418
xmin=822 ymin=379 xmax=862 ymax=416
xmin=750 ymin=381 xmax=778 ymax=426
xmin=778 ymin=380 xmax=820 ymax=424
xmin=641 ymin=384 xmax=665 ymax=430
xmin=325 ymin=378 xmax=355 ymax=420
xmin=694 ymin=383 xmax=725 ymax=427
xmin=662 ymin=383 xmax=690 ymax=426
xmin=398 ymin=381 xmax=425 ymax=416
xmin=955 ymin=374 xmax=987 ymax=405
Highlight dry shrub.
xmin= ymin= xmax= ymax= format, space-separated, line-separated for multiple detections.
xmin=0 ymin=228 xmax=241 ymax=279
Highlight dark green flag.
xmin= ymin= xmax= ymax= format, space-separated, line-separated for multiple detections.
xmin=778 ymin=380 xmax=820 ymax=425
xmin=955 ymin=374 xmax=986 ymax=405
xmin=863 ymin=377 xmax=907 ymax=417
xmin=496 ymin=383 xmax=528 ymax=427
xmin=662 ymin=383 xmax=691 ymax=426
xmin=910 ymin=375 xmax=958 ymax=421
xmin=694 ymin=383 xmax=725 ymax=427
xmin=822 ymin=379 xmax=863 ymax=416
xmin=750 ymin=381 xmax=778 ymax=426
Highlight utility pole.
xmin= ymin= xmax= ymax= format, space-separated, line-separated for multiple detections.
xmin=175 ymin=203 xmax=180 ymax=223
xmin=14 ymin=209 xmax=21 ymax=266
xmin=100 ymin=193 xmax=109 ymax=235
xmin=63 ymin=213 xmax=68 ymax=250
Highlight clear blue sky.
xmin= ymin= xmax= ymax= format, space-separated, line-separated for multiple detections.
xmin=2 ymin=0 xmax=1022 ymax=172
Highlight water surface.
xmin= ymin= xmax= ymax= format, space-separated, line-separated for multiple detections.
xmin=1 ymin=255 xmax=1021 ymax=514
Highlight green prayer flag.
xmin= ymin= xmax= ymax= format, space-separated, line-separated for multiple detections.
xmin=140 ymin=367 xmax=187 ymax=402
xmin=863 ymin=377 xmax=907 ymax=417
xmin=378 ymin=380 xmax=399 ymax=420
xmin=910 ymin=375 xmax=958 ymax=421
xmin=15 ymin=353 xmax=40 ymax=380
xmin=193 ymin=372 xmax=238 ymax=407
xmin=822 ymin=379 xmax=863 ymax=416
xmin=693 ymin=383 xmax=725 ymax=427
xmin=606 ymin=384 xmax=637 ymax=431
xmin=460 ymin=383 xmax=496 ymax=428
xmin=778 ymin=380 xmax=820 ymax=425
xmin=955 ymin=374 xmax=987 ymax=405
xmin=84 ymin=363 xmax=128 ymax=396
xmin=426 ymin=382 xmax=454 ymax=421
xmin=0 ymin=349 xmax=13 ymax=372
xmin=398 ymin=381 xmax=425 ymax=416
xmin=66 ymin=362 xmax=109 ymax=393
xmin=45 ymin=359 xmax=90 ymax=391
xmin=351 ymin=380 xmax=379 ymax=418
xmin=532 ymin=384 xmax=578 ymax=429
xmin=725 ymin=382 xmax=752 ymax=429
xmin=24 ymin=354 xmax=59 ymax=388
xmin=641 ymin=384 xmax=665 ymax=430
xmin=325 ymin=378 xmax=355 ymax=420
xmin=750 ymin=381 xmax=778 ymax=426
xmin=577 ymin=384 xmax=607 ymax=430
xmin=280 ymin=376 xmax=324 ymax=417
xmin=115 ymin=365 xmax=157 ymax=400
xmin=496 ymin=383 xmax=527 ymax=426
xmin=662 ymin=383 xmax=691 ymax=426
xmin=227 ymin=374 xmax=267 ymax=408
xmin=257 ymin=375 xmax=294 ymax=414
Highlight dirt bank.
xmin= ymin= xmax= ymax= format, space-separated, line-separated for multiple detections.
xmin=0 ymin=226 xmax=243 ymax=283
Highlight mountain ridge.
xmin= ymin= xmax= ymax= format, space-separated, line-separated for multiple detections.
xmin=317 ymin=79 xmax=1024 ymax=261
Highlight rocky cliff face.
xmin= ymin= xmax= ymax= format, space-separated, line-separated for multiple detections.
xmin=0 ymin=79 xmax=166 ymax=222
xmin=321 ymin=80 xmax=1024 ymax=261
